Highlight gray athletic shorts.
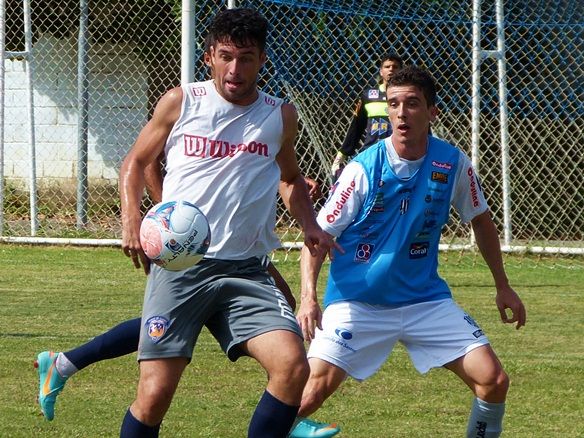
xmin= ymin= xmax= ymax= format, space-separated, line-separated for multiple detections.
xmin=138 ymin=257 xmax=301 ymax=361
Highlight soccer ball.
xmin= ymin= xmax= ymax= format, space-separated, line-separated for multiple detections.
xmin=140 ymin=200 xmax=211 ymax=271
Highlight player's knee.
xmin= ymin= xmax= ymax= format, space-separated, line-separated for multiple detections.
xmin=493 ymin=368 xmax=510 ymax=395
xmin=284 ymin=355 xmax=310 ymax=387
xmin=270 ymin=354 xmax=309 ymax=394
xmin=477 ymin=367 xmax=509 ymax=402
xmin=134 ymin=380 xmax=175 ymax=424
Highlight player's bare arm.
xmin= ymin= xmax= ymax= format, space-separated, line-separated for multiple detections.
xmin=471 ymin=210 xmax=527 ymax=329
xmin=276 ymin=103 xmax=339 ymax=258
xmin=119 ymin=86 xmax=183 ymax=273
xmin=144 ymin=153 xmax=165 ymax=204
xmin=279 ymin=177 xmax=321 ymax=208
xmin=297 ymin=243 xmax=328 ymax=341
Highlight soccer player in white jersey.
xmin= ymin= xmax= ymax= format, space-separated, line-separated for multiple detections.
xmin=34 ymin=28 xmax=335 ymax=436
xmin=291 ymin=66 xmax=526 ymax=438
xmin=116 ymin=8 xmax=337 ymax=438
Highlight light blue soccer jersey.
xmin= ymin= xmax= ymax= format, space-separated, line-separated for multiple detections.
xmin=324 ymin=137 xmax=460 ymax=307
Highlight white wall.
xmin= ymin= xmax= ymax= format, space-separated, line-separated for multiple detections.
xmin=2 ymin=34 xmax=149 ymax=187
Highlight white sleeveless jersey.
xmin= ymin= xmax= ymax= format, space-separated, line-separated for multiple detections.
xmin=162 ymin=80 xmax=284 ymax=259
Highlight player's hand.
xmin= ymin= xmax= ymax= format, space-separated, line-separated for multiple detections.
xmin=495 ymin=285 xmax=526 ymax=329
xmin=121 ymin=217 xmax=151 ymax=275
xmin=304 ymin=177 xmax=323 ymax=203
xmin=331 ymin=151 xmax=347 ymax=179
xmin=296 ymin=299 xmax=323 ymax=342
xmin=303 ymin=227 xmax=344 ymax=261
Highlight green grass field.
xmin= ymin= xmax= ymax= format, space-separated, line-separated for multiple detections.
xmin=1 ymin=244 xmax=583 ymax=437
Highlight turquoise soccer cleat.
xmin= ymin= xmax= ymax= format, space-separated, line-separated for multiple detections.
xmin=34 ymin=351 xmax=68 ymax=421
xmin=289 ymin=417 xmax=341 ymax=437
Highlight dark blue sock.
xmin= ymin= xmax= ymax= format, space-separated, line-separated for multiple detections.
xmin=64 ymin=318 xmax=141 ymax=370
xmin=120 ymin=408 xmax=160 ymax=438
xmin=248 ymin=390 xmax=299 ymax=438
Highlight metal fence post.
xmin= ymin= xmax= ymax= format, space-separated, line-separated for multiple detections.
xmin=76 ymin=0 xmax=89 ymax=228
xmin=471 ymin=0 xmax=482 ymax=248
xmin=23 ymin=0 xmax=37 ymax=235
xmin=495 ymin=0 xmax=512 ymax=246
xmin=181 ymin=0 xmax=196 ymax=85
xmin=0 ymin=0 xmax=5 ymax=234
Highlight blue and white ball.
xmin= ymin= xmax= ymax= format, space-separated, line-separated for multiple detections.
xmin=140 ymin=200 xmax=211 ymax=271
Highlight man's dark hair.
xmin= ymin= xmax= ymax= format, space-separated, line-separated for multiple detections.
xmin=380 ymin=53 xmax=403 ymax=68
xmin=387 ymin=65 xmax=437 ymax=107
xmin=203 ymin=33 xmax=212 ymax=53
xmin=207 ymin=8 xmax=268 ymax=52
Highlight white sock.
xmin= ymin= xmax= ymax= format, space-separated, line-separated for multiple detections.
xmin=55 ymin=352 xmax=79 ymax=378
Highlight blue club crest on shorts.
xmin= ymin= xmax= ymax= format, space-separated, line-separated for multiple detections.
xmin=146 ymin=316 xmax=169 ymax=343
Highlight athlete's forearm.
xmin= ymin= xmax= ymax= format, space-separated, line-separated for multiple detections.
xmin=144 ymin=153 xmax=164 ymax=204
xmin=279 ymin=174 xmax=319 ymax=232
xmin=471 ymin=211 xmax=510 ymax=289
xmin=300 ymin=244 xmax=325 ymax=304
xmin=119 ymin=159 xmax=148 ymax=229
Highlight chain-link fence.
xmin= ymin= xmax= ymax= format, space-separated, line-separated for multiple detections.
xmin=1 ymin=0 xmax=582 ymax=266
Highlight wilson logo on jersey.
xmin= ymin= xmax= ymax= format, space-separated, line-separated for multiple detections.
xmin=191 ymin=86 xmax=206 ymax=97
xmin=264 ymin=96 xmax=276 ymax=106
xmin=183 ymin=134 xmax=268 ymax=159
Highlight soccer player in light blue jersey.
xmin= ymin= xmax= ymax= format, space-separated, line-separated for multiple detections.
xmin=291 ymin=66 xmax=526 ymax=438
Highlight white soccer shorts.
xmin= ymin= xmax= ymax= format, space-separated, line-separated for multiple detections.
xmin=307 ymin=299 xmax=490 ymax=380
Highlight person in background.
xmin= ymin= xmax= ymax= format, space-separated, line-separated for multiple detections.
xmin=331 ymin=53 xmax=403 ymax=180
